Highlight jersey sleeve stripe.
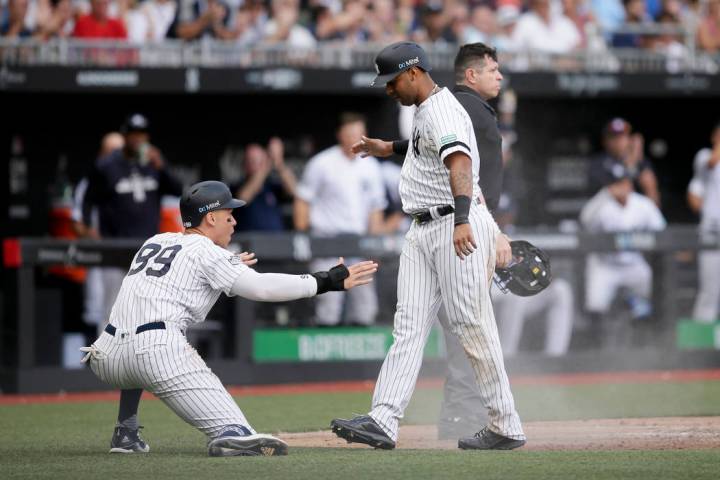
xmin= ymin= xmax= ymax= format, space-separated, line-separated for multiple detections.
xmin=439 ymin=141 xmax=471 ymax=157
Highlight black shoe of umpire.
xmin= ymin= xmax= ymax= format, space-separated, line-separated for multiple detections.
xmin=437 ymin=416 xmax=484 ymax=440
xmin=458 ymin=426 xmax=526 ymax=450
xmin=330 ymin=415 xmax=396 ymax=450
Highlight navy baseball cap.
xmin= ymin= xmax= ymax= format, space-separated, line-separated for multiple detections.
xmin=121 ymin=113 xmax=150 ymax=134
xmin=371 ymin=41 xmax=432 ymax=87
xmin=601 ymin=161 xmax=632 ymax=187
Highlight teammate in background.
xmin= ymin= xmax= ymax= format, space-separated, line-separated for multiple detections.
xmin=232 ymin=138 xmax=297 ymax=232
xmin=80 ymin=181 xmax=378 ymax=456
xmin=350 ymin=42 xmax=512 ymax=440
xmin=491 ymin=124 xmax=574 ymax=359
xmin=687 ymin=122 xmax=720 ymax=323
xmin=293 ymin=113 xmax=387 ymax=327
xmin=76 ymin=113 xmax=183 ymax=455
xmin=331 ymin=41 xmax=525 ymax=451
xmin=589 ymin=117 xmax=661 ymax=206
xmin=580 ymin=161 xmax=666 ymax=335
xmin=72 ymin=132 xmax=125 ymax=335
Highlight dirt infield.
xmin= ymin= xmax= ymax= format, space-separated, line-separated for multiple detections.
xmin=281 ymin=417 xmax=720 ymax=451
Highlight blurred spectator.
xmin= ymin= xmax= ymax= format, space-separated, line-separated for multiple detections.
xmin=697 ymin=0 xmax=720 ymax=53
xmin=589 ymin=0 xmax=625 ymax=33
xmin=125 ymin=0 xmax=177 ymax=43
xmin=234 ymin=0 xmax=267 ymax=46
xmin=687 ymin=121 xmax=720 ymax=323
xmin=365 ymin=0 xmax=406 ymax=43
xmin=680 ymin=0 xmax=703 ymax=32
xmin=314 ymin=0 xmax=366 ymax=42
xmin=462 ymin=4 xmax=497 ymax=44
xmin=589 ymin=117 xmax=661 ymax=205
xmin=34 ymin=0 xmax=74 ymax=39
xmin=652 ymin=8 xmax=688 ymax=71
xmin=494 ymin=4 xmax=520 ymax=51
xmin=447 ymin=1 xmax=470 ymax=43
xmin=646 ymin=0 xmax=663 ymax=18
xmin=512 ymin=0 xmax=581 ymax=53
xmin=293 ymin=113 xmax=386 ymax=326
xmin=172 ymin=0 xmax=236 ymax=40
xmin=77 ymin=113 xmax=183 ymax=324
xmin=72 ymin=0 xmax=127 ymax=38
xmin=611 ymin=0 xmax=652 ymax=48
xmin=263 ymin=0 xmax=316 ymax=47
xmin=580 ymin=162 xmax=666 ymax=327
xmin=563 ymin=0 xmax=598 ymax=48
xmin=1 ymin=0 xmax=33 ymax=37
xmin=411 ymin=2 xmax=457 ymax=45
xmin=232 ymin=138 xmax=297 ymax=232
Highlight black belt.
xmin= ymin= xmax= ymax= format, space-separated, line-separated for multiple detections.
xmin=104 ymin=321 xmax=166 ymax=336
xmin=410 ymin=205 xmax=454 ymax=225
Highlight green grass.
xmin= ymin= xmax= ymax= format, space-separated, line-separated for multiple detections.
xmin=2 ymin=380 xmax=720 ymax=480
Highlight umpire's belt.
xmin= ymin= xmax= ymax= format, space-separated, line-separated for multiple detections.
xmin=411 ymin=205 xmax=454 ymax=225
xmin=104 ymin=322 xmax=166 ymax=336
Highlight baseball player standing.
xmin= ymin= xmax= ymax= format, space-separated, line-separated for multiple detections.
xmin=349 ymin=43 xmax=513 ymax=440
xmin=331 ymin=41 xmax=525 ymax=450
xmin=688 ymin=122 xmax=720 ymax=323
xmin=80 ymin=180 xmax=378 ymax=456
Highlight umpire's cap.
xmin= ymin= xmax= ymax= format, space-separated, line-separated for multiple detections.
xmin=180 ymin=181 xmax=245 ymax=228
xmin=121 ymin=113 xmax=150 ymax=134
xmin=371 ymin=41 xmax=432 ymax=86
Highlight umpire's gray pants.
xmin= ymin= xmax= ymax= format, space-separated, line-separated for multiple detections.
xmin=437 ymin=306 xmax=488 ymax=426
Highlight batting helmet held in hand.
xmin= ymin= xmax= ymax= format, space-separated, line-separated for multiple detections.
xmin=180 ymin=180 xmax=245 ymax=228
xmin=493 ymin=240 xmax=552 ymax=297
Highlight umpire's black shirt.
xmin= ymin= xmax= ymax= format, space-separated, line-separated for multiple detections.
xmin=451 ymin=85 xmax=503 ymax=213
xmin=396 ymin=85 xmax=504 ymax=213
xmin=83 ymin=149 xmax=183 ymax=238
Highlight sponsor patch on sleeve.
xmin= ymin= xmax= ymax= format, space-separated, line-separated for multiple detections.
xmin=440 ymin=134 xmax=458 ymax=146
xmin=228 ymin=255 xmax=242 ymax=265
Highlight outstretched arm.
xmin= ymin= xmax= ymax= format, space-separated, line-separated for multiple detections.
xmin=229 ymin=259 xmax=378 ymax=302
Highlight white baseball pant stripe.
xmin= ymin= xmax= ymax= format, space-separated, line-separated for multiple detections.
xmin=370 ymin=204 xmax=524 ymax=441
xmin=88 ymin=326 xmax=254 ymax=438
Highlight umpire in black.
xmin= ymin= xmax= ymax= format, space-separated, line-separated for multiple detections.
xmin=352 ymin=42 xmax=509 ymax=439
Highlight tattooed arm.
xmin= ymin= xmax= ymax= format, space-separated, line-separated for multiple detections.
xmin=445 ymin=152 xmax=476 ymax=260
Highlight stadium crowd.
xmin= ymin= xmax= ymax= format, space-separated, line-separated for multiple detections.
xmin=1 ymin=0 xmax=720 ymax=54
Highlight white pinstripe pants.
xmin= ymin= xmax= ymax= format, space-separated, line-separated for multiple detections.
xmin=87 ymin=325 xmax=254 ymax=439
xmin=369 ymin=204 xmax=524 ymax=441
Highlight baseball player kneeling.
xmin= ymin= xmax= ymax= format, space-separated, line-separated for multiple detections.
xmin=80 ymin=180 xmax=378 ymax=457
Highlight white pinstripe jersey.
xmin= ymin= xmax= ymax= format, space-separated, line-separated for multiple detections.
xmin=108 ymin=232 xmax=247 ymax=331
xmin=399 ymin=87 xmax=482 ymax=213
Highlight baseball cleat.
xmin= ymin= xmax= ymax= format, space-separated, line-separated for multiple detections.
xmin=207 ymin=432 xmax=289 ymax=457
xmin=458 ymin=426 xmax=526 ymax=450
xmin=109 ymin=426 xmax=150 ymax=454
xmin=330 ymin=415 xmax=395 ymax=450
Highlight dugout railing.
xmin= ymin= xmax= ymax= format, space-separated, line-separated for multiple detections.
xmin=2 ymin=226 xmax=720 ymax=394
